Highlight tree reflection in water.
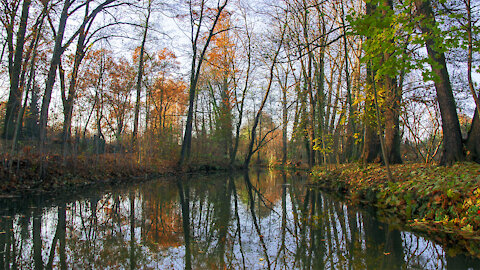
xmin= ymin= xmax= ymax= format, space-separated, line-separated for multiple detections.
xmin=0 ymin=170 xmax=479 ymax=269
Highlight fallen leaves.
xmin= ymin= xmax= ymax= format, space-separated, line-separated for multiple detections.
xmin=311 ymin=162 xmax=480 ymax=257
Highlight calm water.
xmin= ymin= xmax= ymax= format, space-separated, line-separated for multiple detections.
xmin=0 ymin=170 xmax=479 ymax=269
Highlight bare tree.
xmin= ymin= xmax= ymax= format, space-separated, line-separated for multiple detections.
xmin=244 ymin=18 xmax=287 ymax=168
xmin=38 ymin=0 xmax=118 ymax=151
xmin=178 ymin=0 xmax=229 ymax=167
xmin=132 ymin=0 xmax=152 ymax=145
xmin=3 ymin=0 xmax=31 ymax=139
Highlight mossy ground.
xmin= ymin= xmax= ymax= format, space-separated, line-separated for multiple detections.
xmin=311 ymin=162 xmax=480 ymax=257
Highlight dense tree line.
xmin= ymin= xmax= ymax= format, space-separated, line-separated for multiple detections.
xmin=0 ymin=0 xmax=479 ymax=170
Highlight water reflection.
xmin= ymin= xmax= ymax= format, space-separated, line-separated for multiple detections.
xmin=0 ymin=170 xmax=479 ymax=269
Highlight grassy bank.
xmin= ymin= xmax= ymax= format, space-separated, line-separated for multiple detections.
xmin=311 ymin=162 xmax=480 ymax=257
xmin=0 ymin=152 xmax=233 ymax=196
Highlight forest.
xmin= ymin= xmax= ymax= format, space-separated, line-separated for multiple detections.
xmin=3 ymin=0 xmax=480 ymax=266
xmin=0 ymin=0 xmax=479 ymax=182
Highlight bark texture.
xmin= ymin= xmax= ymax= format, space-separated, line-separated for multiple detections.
xmin=415 ymin=0 xmax=464 ymax=165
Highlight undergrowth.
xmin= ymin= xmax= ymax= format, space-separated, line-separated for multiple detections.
xmin=311 ymin=162 xmax=480 ymax=257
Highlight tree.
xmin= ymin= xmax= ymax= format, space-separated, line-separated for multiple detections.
xmin=378 ymin=0 xmax=403 ymax=164
xmin=414 ymin=0 xmax=464 ymax=165
xmin=341 ymin=0 xmax=357 ymax=162
xmin=3 ymin=0 xmax=31 ymax=139
xmin=351 ymin=0 xmax=412 ymax=165
xmin=59 ymin=0 xmax=121 ymax=155
xmin=150 ymin=75 xmax=187 ymax=136
xmin=204 ymin=11 xmax=235 ymax=159
xmin=359 ymin=0 xmax=382 ymax=163
xmin=38 ymin=0 xmax=118 ymax=150
xmin=244 ymin=17 xmax=287 ymax=168
xmin=178 ymin=0 xmax=230 ymax=167
xmin=109 ymin=59 xmax=135 ymax=140
xmin=132 ymin=0 xmax=152 ymax=145
xmin=466 ymin=111 xmax=480 ymax=162
xmin=11 ymin=0 xmax=49 ymax=152
xmin=229 ymin=12 xmax=252 ymax=166
xmin=443 ymin=0 xmax=480 ymax=162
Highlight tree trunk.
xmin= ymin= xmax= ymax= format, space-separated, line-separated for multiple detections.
xmin=4 ymin=2 xmax=17 ymax=84
xmin=414 ymin=0 xmax=464 ymax=165
xmin=38 ymin=0 xmax=71 ymax=147
xmin=361 ymin=72 xmax=381 ymax=163
xmin=132 ymin=0 xmax=151 ymax=145
xmin=315 ymin=55 xmax=325 ymax=164
xmin=341 ymin=1 xmax=356 ymax=162
xmin=244 ymin=24 xmax=285 ymax=168
xmin=361 ymin=2 xmax=381 ymax=163
xmin=384 ymin=78 xmax=403 ymax=164
xmin=464 ymin=0 xmax=480 ymax=164
xmin=218 ymin=74 xmax=232 ymax=158
xmin=380 ymin=0 xmax=403 ymax=164
xmin=282 ymin=73 xmax=288 ymax=166
xmin=63 ymin=0 xmax=111 ymax=155
xmin=11 ymin=6 xmax=46 ymax=152
xmin=61 ymin=26 xmax=87 ymax=156
xmin=3 ymin=0 xmax=31 ymax=139
xmin=466 ymin=110 xmax=480 ymax=163
xmin=230 ymin=62 xmax=249 ymax=166
xmin=179 ymin=0 xmax=229 ymax=167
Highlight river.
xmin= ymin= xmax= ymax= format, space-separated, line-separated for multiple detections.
xmin=0 ymin=170 xmax=479 ymax=269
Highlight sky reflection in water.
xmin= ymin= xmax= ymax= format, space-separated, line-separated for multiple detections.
xmin=0 ymin=170 xmax=479 ymax=269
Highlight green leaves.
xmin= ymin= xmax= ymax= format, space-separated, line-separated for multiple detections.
xmin=349 ymin=0 xmax=415 ymax=79
xmin=349 ymin=0 xmax=478 ymax=85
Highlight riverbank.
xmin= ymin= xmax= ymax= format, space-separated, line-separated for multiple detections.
xmin=0 ymin=152 xmax=233 ymax=196
xmin=310 ymin=162 xmax=480 ymax=258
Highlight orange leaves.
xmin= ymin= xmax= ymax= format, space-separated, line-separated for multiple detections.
xmin=153 ymin=78 xmax=186 ymax=105
xmin=109 ymin=57 xmax=135 ymax=94
xmin=149 ymin=59 xmax=186 ymax=132
xmin=151 ymin=78 xmax=187 ymax=119
xmin=157 ymin=48 xmax=176 ymax=62
xmin=205 ymin=11 xmax=235 ymax=77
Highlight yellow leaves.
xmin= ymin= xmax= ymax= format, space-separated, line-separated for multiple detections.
xmin=464 ymin=198 xmax=474 ymax=208
xmin=413 ymin=218 xmax=426 ymax=223
xmin=461 ymin=224 xmax=474 ymax=233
